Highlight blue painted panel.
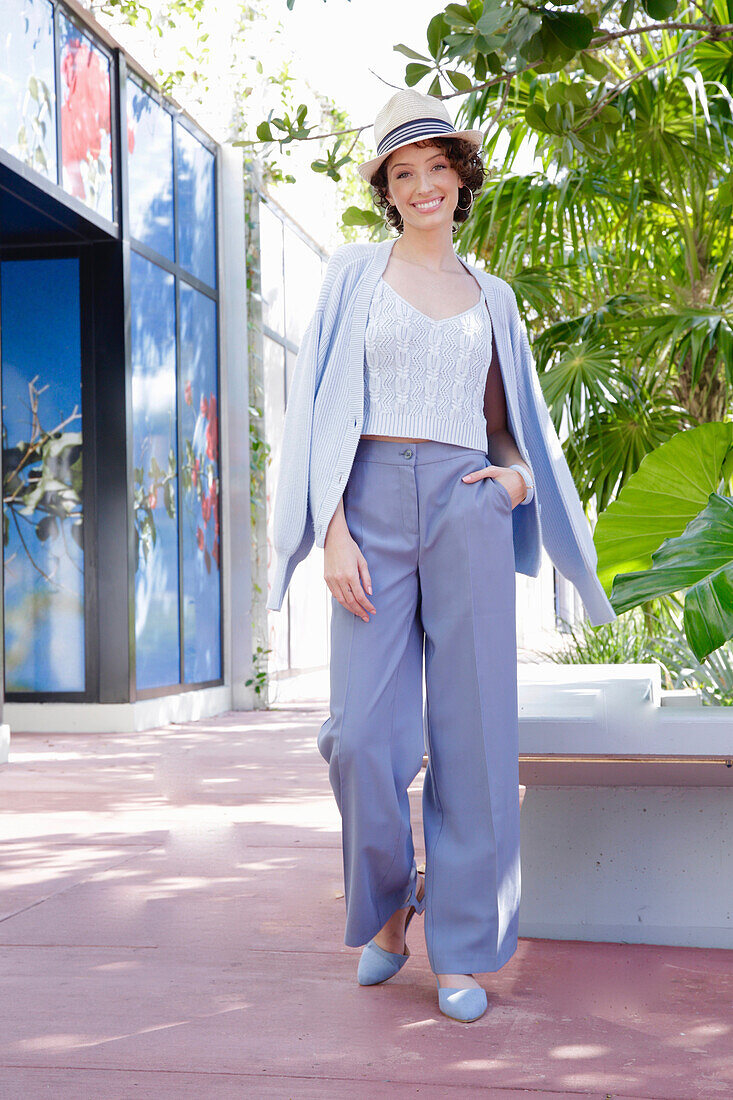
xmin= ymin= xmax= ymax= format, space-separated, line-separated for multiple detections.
xmin=1 ymin=259 xmax=85 ymax=693
xmin=130 ymin=251 xmax=180 ymax=690
xmin=179 ymin=284 xmax=221 ymax=684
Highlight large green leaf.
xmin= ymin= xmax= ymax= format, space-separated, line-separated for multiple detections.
xmin=593 ymin=422 xmax=733 ymax=590
xmin=684 ymin=568 xmax=733 ymax=662
xmin=609 ymin=493 xmax=733 ymax=659
xmin=542 ymin=11 xmax=594 ymax=52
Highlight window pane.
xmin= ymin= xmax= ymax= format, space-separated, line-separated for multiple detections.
xmin=263 ymin=336 xmax=288 ymax=672
xmin=179 ymin=284 xmax=221 ymax=683
xmin=284 ymin=230 xmax=323 ymax=347
xmin=58 ymin=14 xmax=113 ymax=221
xmin=126 ymin=80 xmax=174 ymax=260
xmin=0 ymin=0 xmax=56 ymax=182
xmin=130 ymin=252 xmax=180 ymax=690
xmin=259 ymin=202 xmax=284 ymax=336
xmin=1 ymin=259 xmax=85 ymax=693
xmin=176 ymin=124 xmax=215 ymax=287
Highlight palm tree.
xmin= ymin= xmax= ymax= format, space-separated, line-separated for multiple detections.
xmin=456 ymin=25 xmax=733 ymax=513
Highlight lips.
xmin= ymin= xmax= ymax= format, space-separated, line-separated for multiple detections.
xmin=411 ymin=196 xmax=444 ymax=211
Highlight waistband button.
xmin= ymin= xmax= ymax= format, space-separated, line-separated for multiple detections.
xmin=403 ymin=448 xmax=413 ymax=458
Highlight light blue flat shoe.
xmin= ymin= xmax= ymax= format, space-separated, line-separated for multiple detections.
xmin=436 ymin=979 xmax=488 ymax=1022
xmin=357 ymin=938 xmax=412 ymax=985
xmin=357 ymin=871 xmax=425 ymax=986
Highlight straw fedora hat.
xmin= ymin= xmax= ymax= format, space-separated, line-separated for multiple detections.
xmin=356 ymin=88 xmax=486 ymax=185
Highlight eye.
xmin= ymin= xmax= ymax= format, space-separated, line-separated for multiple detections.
xmin=396 ymin=162 xmax=447 ymax=179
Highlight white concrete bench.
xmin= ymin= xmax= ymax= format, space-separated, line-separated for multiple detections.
xmin=516 ymin=664 xmax=732 ymax=950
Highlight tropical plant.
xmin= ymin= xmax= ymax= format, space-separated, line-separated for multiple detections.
xmin=645 ymin=604 xmax=733 ymax=703
xmin=594 ymin=422 xmax=733 ymax=659
xmin=534 ymin=606 xmax=654 ymax=663
xmin=452 ymin=22 xmax=733 ymax=511
xmin=537 ymin=601 xmax=733 ymax=703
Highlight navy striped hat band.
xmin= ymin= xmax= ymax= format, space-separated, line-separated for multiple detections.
xmin=376 ymin=117 xmax=457 ymax=157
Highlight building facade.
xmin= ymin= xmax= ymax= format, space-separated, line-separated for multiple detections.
xmin=0 ymin=0 xmax=252 ymax=730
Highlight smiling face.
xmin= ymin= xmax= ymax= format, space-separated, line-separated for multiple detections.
xmin=384 ymin=141 xmax=464 ymax=232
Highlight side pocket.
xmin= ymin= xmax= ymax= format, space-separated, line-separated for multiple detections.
xmin=493 ymin=476 xmax=513 ymax=509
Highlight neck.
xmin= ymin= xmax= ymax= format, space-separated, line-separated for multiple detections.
xmin=394 ymin=226 xmax=459 ymax=272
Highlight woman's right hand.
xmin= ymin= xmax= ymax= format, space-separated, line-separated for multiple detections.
xmin=324 ymin=501 xmax=376 ymax=623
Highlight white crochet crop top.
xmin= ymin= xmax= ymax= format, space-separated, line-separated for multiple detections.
xmin=363 ymin=275 xmax=493 ymax=452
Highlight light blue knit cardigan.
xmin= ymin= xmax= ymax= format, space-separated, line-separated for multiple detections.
xmin=266 ymin=236 xmax=616 ymax=626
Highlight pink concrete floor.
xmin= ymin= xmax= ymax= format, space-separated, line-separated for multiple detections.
xmin=0 ymin=707 xmax=731 ymax=1099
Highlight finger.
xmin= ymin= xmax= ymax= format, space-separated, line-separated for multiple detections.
xmin=357 ymin=557 xmax=375 ymax=605
xmin=462 ymin=463 xmax=497 ymax=482
xmin=336 ymin=579 xmax=370 ymax=621
xmin=346 ymin=574 xmax=374 ymax=619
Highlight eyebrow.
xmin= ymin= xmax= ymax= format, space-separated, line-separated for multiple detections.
xmin=390 ymin=152 xmax=446 ymax=170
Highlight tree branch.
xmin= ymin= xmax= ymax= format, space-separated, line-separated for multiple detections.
xmin=579 ymin=31 xmax=716 ymax=129
xmin=589 ymin=19 xmax=733 ymax=45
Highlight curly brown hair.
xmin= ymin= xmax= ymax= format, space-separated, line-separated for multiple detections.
xmin=369 ymin=136 xmax=486 ymax=235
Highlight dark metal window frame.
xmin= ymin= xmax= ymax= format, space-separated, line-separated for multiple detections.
xmin=53 ymin=1 xmax=120 ymax=230
xmin=0 ymin=6 xmax=223 ymax=703
xmin=0 ymin=242 xmax=97 ymax=702
xmin=120 ymin=63 xmax=223 ymax=702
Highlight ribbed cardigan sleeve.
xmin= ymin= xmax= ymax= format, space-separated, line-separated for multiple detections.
xmin=510 ymin=294 xmax=617 ymax=626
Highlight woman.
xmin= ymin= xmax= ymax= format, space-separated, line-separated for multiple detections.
xmin=266 ymin=89 xmax=616 ymax=1022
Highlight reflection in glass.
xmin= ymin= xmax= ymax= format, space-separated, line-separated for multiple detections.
xmin=176 ymin=124 xmax=215 ymax=287
xmin=127 ymin=81 xmax=175 ymax=260
xmin=0 ymin=0 xmax=56 ymax=181
xmin=130 ymin=252 xmax=180 ymax=690
xmin=1 ymin=259 xmax=85 ymax=692
xmin=179 ymin=284 xmax=221 ymax=683
xmin=58 ymin=13 xmax=114 ymax=220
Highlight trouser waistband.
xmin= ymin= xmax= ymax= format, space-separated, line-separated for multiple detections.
xmin=354 ymin=438 xmax=487 ymax=466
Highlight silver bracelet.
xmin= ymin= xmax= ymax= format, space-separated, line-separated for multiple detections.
xmin=509 ymin=463 xmax=534 ymax=506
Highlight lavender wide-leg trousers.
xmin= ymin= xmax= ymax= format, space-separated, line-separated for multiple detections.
xmin=317 ymin=437 xmax=521 ymax=974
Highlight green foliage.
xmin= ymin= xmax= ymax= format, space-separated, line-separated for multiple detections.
xmin=594 ymin=423 xmax=733 ymax=586
xmin=245 ymin=643 xmax=272 ymax=696
xmin=646 ymin=605 xmax=733 ymax=703
xmin=342 ymin=205 xmax=383 ymax=227
xmin=537 ymin=602 xmax=733 ymax=703
xmin=536 ymin=607 xmax=655 ymax=664
xmin=453 ymin=21 xmax=733 ymax=515
xmin=594 ymin=424 xmax=733 ymax=661
xmin=610 ymin=491 xmax=733 ymax=659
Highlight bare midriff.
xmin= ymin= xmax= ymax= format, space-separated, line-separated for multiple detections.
xmin=360 ymin=434 xmax=434 ymax=442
